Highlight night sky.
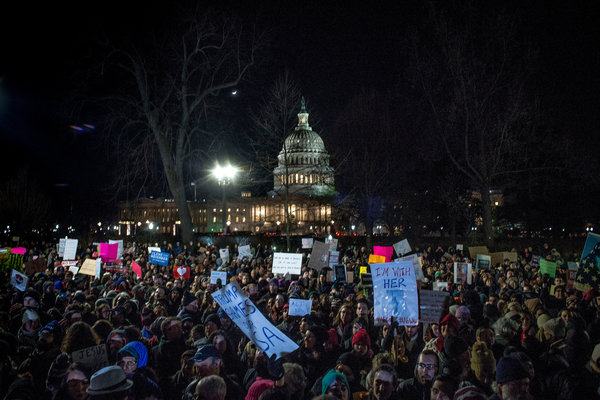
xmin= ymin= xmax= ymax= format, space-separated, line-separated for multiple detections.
xmin=1 ymin=1 xmax=599 ymax=225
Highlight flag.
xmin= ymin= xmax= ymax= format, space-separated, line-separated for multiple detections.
xmin=174 ymin=266 xmax=190 ymax=280
xmin=574 ymin=240 xmax=600 ymax=292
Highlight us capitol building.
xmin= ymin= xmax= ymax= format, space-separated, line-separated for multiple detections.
xmin=118 ymin=101 xmax=337 ymax=237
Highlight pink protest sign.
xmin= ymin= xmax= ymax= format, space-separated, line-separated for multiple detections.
xmin=100 ymin=243 xmax=118 ymax=262
xmin=373 ymin=246 xmax=394 ymax=262
xmin=132 ymin=260 xmax=142 ymax=279
xmin=11 ymin=247 xmax=26 ymax=255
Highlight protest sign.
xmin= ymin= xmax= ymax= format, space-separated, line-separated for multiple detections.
xmin=105 ymin=262 xmax=124 ymax=273
xmin=369 ymin=254 xmax=386 ymax=264
xmin=456 ymin=244 xmax=464 ymax=251
xmin=58 ymin=238 xmax=67 ymax=258
xmin=63 ymin=239 xmax=78 ymax=261
xmin=360 ymin=266 xmax=368 ymax=274
xmin=272 ymin=253 xmax=302 ymax=275
xmin=79 ymin=258 xmax=97 ymax=276
xmin=132 ymin=260 xmax=142 ymax=279
xmin=395 ymin=254 xmax=424 ymax=281
xmin=468 ymin=246 xmax=489 ymax=260
xmin=347 ymin=271 xmax=354 ymax=282
xmin=361 ymin=273 xmax=372 ymax=288
xmin=211 ymin=281 xmax=299 ymax=359
xmin=11 ymin=247 xmax=26 ymax=255
xmin=149 ymin=251 xmax=170 ymax=267
xmin=174 ymin=266 xmax=190 ymax=280
xmin=60 ymin=260 xmax=78 ymax=268
xmin=211 ymin=270 xmax=228 ymax=285
xmin=540 ymin=258 xmax=557 ymax=278
xmin=109 ymin=240 xmax=124 ymax=260
xmin=503 ymin=252 xmax=518 ymax=263
xmin=238 ymin=245 xmax=252 ymax=260
xmin=580 ymin=232 xmax=600 ymax=262
xmin=67 ymin=266 xmax=79 ymax=276
xmin=71 ymin=344 xmax=108 ymax=373
xmin=301 ymin=238 xmax=314 ymax=249
xmin=371 ymin=261 xmax=418 ymax=326
xmin=220 ymin=249 xmax=230 ymax=263
xmin=568 ymin=261 xmax=579 ymax=271
xmin=531 ymin=255 xmax=540 ymax=268
xmin=489 ymin=253 xmax=505 ymax=268
xmin=433 ymin=281 xmax=449 ymax=291
xmin=419 ymin=290 xmax=450 ymax=323
xmin=334 ymin=264 xmax=346 ymax=282
xmin=148 ymin=246 xmax=161 ymax=255
xmin=328 ymin=251 xmax=340 ymax=269
xmin=567 ymin=268 xmax=578 ymax=290
xmin=393 ymin=239 xmax=411 ymax=256
xmin=288 ymin=299 xmax=312 ymax=316
xmin=475 ymin=254 xmax=491 ymax=271
xmin=308 ymin=241 xmax=329 ymax=271
xmin=95 ymin=258 xmax=102 ymax=278
xmin=100 ymin=243 xmax=118 ymax=262
xmin=10 ymin=269 xmax=28 ymax=291
xmin=325 ymin=238 xmax=338 ymax=251
xmin=374 ymin=246 xmax=394 ymax=262
xmin=453 ymin=263 xmax=472 ymax=285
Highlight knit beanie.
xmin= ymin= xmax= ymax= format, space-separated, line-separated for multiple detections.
xmin=495 ymin=356 xmax=529 ymax=384
xmin=246 ymin=377 xmax=274 ymax=400
xmin=439 ymin=313 xmax=460 ymax=332
xmin=321 ymin=369 xmax=350 ymax=395
xmin=203 ymin=313 xmax=221 ymax=328
xmin=453 ymin=385 xmax=488 ymax=400
xmin=181 ymin=291 xmax=196 ymax=307
xmin=470 ymin=341 xmax=496 ymax=376
xmin=40 ymin=320 xmax=64 ymax=343
xmin=23 ymin=289 xmax=41 ymax=306
xmin=118 ymin=341 xmax=148 ymax=368
xmin=536 ymin=314 xmax=551 ymax=329
xmin=443 ymin=335 xmax=468 ymax=359
xmin=22 ymin=309 xmax=39 ymax=324
xmin=337 ymin=352 xmax=361 ymax=379
xmin=352 ymin=328 xmax=371 ymax=348
xmin=543 ymin=317 xmax=566 ymax=339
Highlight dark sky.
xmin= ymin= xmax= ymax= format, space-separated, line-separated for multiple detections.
xmin=1 ymin=1 xmax=599 ymax=222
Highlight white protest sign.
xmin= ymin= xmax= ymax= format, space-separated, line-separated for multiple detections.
xmin=67 ymin=266 xmax=80 ymax=276
xmin=10 ymin=269 xmax=29 ymax=291
xmin=220 ymin=248 xmax=230 ymax=263
xmin=419 ymin=290 xmax=450 ymax=324
xmin=393 ymin=239 xmax=412 ymax=256
xmin=325 ymin=238 xmax=338 ymax=251
xmin=433 ymin=281 xmax=449 ymax=291
xmin=475 ymin=254 xmax=491 ymax=271
xmin=456 ymin=244 xmax=464 ymax=251
xmin=95 ymin=258 xmax=102 ymax=278
xmin=308 ymin=241 xmax=330 ymax=271
xmin=211 ymin=281 xmax=299 ymax=358
xmin=58 ymin=238 xmax=67 ymax=258
xmin=211 ymin=270 xmax=228 ymax=285
xmin=454 ymin=262 xmax=473 ymax=285
xmin=302 ymin=238 xmax=314 ymax=249
xmin=63 ymin=239 xmax=78 ymax=261
xmin=238 ymin=245 xmax=252 ymax=260
xmin=148 ymin=246 xmax=161 ymax=255
xmin=272 ymin=252 xmax=302 ymax=275
xmin=109 ymin=240 xmax=124 ymax=260
xmin=79 ymin=258 xmax=97 ymax=276
xmin=288 ymin=299 xmax=312 ymax=316
xmin=395 ymin=254 xmax=424 ymax=281
xmin=71 ymin=344 xmax=108 ymax=373
xmin=328 ymin=251 xmax=340 ymax=269
xmin=371 ymin=261 xmax=419 ymax=326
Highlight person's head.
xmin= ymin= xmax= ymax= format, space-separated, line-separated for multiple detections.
xmin=405 ymin=324 xmax=419 ymax=339
xmin=203 ymin=314 xmax=220 ymax=338
xmin=192 ymin=345 xmax=221 ymax=378
xmin=38 ymin=320 xmax=63 ymax=352
xmin=470 ymin=341 xmax=496 ymax=387
xmin=180 ymin=349 xmax=196 ymax=377
xmin=64 ymin=363 xmax=91 ymax=400
xmin=430 ymin=374 xmax=457 ymax=400
xmin=475 ymin=326 xmax=494 ymax=348
xmin=23 ymin=289 xmax=41 ymax=309
xmin=283 ymin=362 xmax=306 ymax=396
xmin=495 ymin=356 xmax=530 ymax=399
xmin=416 ymin=350 xmax=438 ymax=385
xmin=181 ymin=292 xmax=198 ymax=313
xmin=195 ymin=375 xmax=226 ymax=400
xmin=322 ymin=369 xmax=350 ymax=400
xmin=352 ymin=329 xmax=371 ymax=356
xmin=117 ymin=341 xmax=148 ymax=378
xmin=442 ymin=335 xmax=469 ymax=367
xmin=439 ymin=313 xmax=459 ymax=337
xmin=107 ymin=330 xmax=127 ymax=356
xmin=370 ymin=364 xmax=397 ymax=400
xmin=335 ymin=352 xmax=361 ymax=383
xmin=87 ymin=366 xmax=132 ymax=400
xmin=356 ymin=299 xmax=369 ymax=319
xmin=161 ymin=317 xmax=183 ymax=341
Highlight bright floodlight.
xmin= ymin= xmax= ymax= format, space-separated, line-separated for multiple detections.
xmin=212 ymin=163 xmax=238 ymax=181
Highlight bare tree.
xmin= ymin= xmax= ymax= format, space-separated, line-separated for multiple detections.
xmin=249 ymin=71 xmax=302 ymax=251
xmin=96 ymin=10 xmax=262 ymax=244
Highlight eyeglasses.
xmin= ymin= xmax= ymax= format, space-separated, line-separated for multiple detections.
xmin=117 ymin=360 xmax=137 ymax=368
xmin=67 ymin=379 xmax=89 ymax=388
xmin=417 ymin=363 xmax=435 ymax=370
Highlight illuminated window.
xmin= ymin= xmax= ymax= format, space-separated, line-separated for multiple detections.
xmin=212 ymin=217 xmax=216 ymax=223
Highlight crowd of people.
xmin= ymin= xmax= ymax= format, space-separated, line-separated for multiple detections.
xmin=0 ymin=238 xmax=599 ymax=400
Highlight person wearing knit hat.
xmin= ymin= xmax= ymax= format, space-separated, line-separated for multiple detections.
xmin=465 ymin=341 xmax=496 ymax=396
xmin=352 ymin=328 xmax=372 ymax=356
xmin=117 ymin=341 xmax=148 ymax=378
xmin=245 ymin=376 xmax=274 ymax=400
xmin=440 ymin=335 xmax=469 ymax=377
xmin=495 ymin=356 xmax=530 ymax=399
xmin=542 ymin=317 xmax=565 ymax=342
xmin=23 ymin=289 xmax=41 ymax=308
xmin=321 ymin=369 xmax=350 ymax=399
xmin=107 ymin=329 xmax=128 ymax=364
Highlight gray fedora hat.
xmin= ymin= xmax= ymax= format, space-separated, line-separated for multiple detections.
xmin=87 ymin=366 xmax=133 ymax=395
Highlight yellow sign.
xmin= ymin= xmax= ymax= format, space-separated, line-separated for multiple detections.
xmin=360 ymin=266 xmax=367 ymax=274
xmin=368 ymin=254 xmax=386 ymax=264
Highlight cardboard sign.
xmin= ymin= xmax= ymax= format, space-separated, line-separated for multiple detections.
xmin=174 ymin=266 xmax=190 ymax=280
xmin=71 ymin=344 xmax=108 ymax=373
xmin=58 ymin=238 xmax=67 ymax=258
xmin=419 ymin=290 xmax=450 ymax=323
xmin=454 ymin=262 xmax=472 ymax=285
xmin=10 ymin=269 xmax=28 ymax=291
xmin=393 ymin=239 xmax=412 ymax=256
xmin=540 ymin=258 xmax=557 ymax=278
xmin=211 ymin=270 xmax=228 ymax=285
xmin=211 ymin=281 xmax=299 ymax=359
xmin=476 ymin=254 xmax=491 ymax=271
xmin=374 ymin=246 xmax=394 ymax=262
xmin=489 ymin=253 xmax=505 ymax=268
xmin=328 ymin=251 xmax=340 ymax=269
xmin=288 ymin=299 xmax=312 ymax=316
xmin=79 ymin=258 xmax=97 ymax=276
xmin=109 ymin=240 xmax=124 ymax=260
xmin=308 ymin=241 xmax=330 ymax=271
xmin=238 ymin=245 xmax=252 ymax=260
xmin=395 ymin=254 xmax=424 ymax=281
xmin=369 ymin=254 xmax=386 ymax=264
xmin=132 ymin=260 xmax=142 ymax=279
xmin=100 ymin=243 xmax=118 ymax=262
xmin=334 ymin=264 xmax=346 ymax=282
xmin=63 ymin=239 xmax=78 ymax=261
xmin=220 ymin=249 xmax=230 ymax=263
xmin=325 ymin=238 xmax=338 ymax=251
xmin=371 ymin=261 xmax=419 ymax=326
xmin=301 ymin=238 xmax=314 ymax=249
xmin=468 ymin=246 xmax=489 ymax=260
xmin=272 ymin=253 xmax=302 ymax=275
xmin=149 ymin=251 xmax=170 ymax=266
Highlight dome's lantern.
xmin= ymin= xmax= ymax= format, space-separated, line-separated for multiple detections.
xmin=272 ymin=98 xmax=334 ymax=197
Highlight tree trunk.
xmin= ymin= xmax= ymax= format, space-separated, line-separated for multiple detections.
xmin=480 ymin=185 xmax=494 ymax=247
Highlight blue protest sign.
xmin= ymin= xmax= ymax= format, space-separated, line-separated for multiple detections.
xmin=371 ymin=261 xmax=418 ymax=326
xmin=211 ymin=281 xmax=299 ymax=359
xmin=149 ymin=251 xmax=170 ymax=266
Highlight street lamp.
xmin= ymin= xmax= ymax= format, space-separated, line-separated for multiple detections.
xmin=212 ymin=163 xmax=238 ymax=235
xmin=191 ymin=182 xmax=197 ymax=202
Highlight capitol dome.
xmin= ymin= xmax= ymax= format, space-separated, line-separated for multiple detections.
xmin=273 ymin=98 xmax=334 ymax=196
